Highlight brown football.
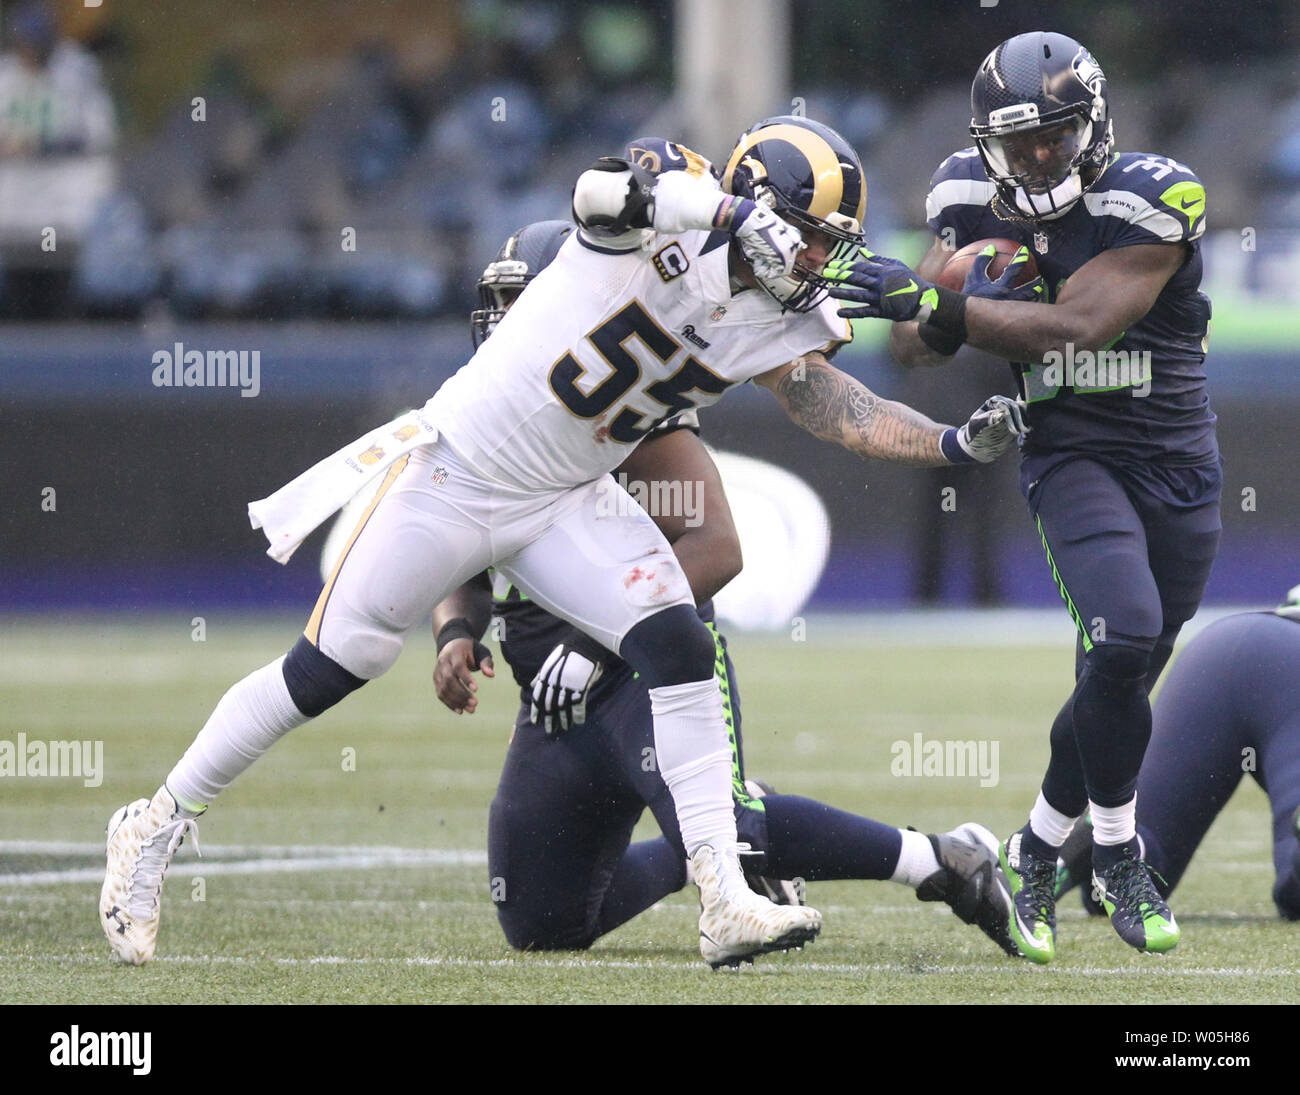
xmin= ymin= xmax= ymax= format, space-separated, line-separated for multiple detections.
xmin=936 ymin=238 xmax=1038 ymax=291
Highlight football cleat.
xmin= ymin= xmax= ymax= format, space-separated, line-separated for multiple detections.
xmin=916 ymin=822 xmax=1021 ymax=957
xmin=1054 ymin=815 xmax=1105 ymax=916
xmin=1001 ymin=828 xmax=1058 ymax=964
xmin=1091 ymin=844 xmax=1180 ymax=954
xmin=99 ymin=785 xmax=201 ymax=964
xmin=692 ymin=843 xmax=821 ymax=970
xmin=739 ymin=779 xmax=805 ymax=906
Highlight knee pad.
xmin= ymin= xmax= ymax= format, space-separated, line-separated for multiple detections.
xmin=282 ymin=635 xmax=366 ymax=717
xmin=620 ymin=604 xmax=716 ymax=688
xmin=1085 ymin=642 xmax=1152 ymax=689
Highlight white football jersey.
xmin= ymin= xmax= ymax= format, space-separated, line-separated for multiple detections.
xmin=427 ymin=230 xmax=851 ymax=490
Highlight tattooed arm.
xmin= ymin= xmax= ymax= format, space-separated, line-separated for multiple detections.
xmin=753 ymin=353 xmax=952 ymax=467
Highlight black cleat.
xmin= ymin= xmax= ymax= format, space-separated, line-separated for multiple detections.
xmin=916 ymin=822 xmax=1022 ymax=958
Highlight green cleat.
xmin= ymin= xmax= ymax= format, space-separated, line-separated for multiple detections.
xmin=1001 ymin=830 xmax=1057 ymax=964
xmin=1092 ymin=848 xmax=1180 ymax=954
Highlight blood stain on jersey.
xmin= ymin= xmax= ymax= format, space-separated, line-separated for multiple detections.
xmin=623 ymin=566 xmax=655 ymax=590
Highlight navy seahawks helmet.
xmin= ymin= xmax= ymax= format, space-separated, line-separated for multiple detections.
xmin=470 ymin=219 xmax=574 ymax=347
xmin=970 ymin=32 xmax=1114 ymax=220
xmin=721 ymin=116 xmax=867 ymax=311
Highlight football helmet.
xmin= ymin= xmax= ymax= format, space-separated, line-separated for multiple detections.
xmin=970 ymin=31 xmax=1114 ymax=220
xmin=470 ymin=219 xmax=574 ymax=347
xmin=721 ymin=116 xmax=867 ymax=312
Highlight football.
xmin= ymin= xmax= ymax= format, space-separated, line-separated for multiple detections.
xmin=937 ymin=237 xmax=1039 ymax=291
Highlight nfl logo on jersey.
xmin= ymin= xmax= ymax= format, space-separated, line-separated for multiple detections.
xmin=430 ymin=465 xmax=449 ymax=486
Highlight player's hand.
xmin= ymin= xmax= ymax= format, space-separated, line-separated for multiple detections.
xmin=963 ymin=244 xmax=1045 ymax=303
xmin=942 ymin=394 xmax=1030 ymax=464
xmin=529 ymin=640 xmax=605 ymax=737
xmin=730 ymin=200 xmax=805 ymax=281
xmin=823 ymin=251 xmax=939 ymax=322
xmin=434 ymin=636 xmax=495 ymax=714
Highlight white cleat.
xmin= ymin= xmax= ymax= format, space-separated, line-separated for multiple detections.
xmin=692 ymin=842 xmax=821 ymax=970
xmin=99 ymin=786 xmax=200 ymax=965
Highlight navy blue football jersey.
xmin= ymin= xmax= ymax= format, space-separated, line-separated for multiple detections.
xmin=926 ymin=148 xmax=1218 ymax=501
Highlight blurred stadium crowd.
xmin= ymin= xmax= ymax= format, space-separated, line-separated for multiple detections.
xmin=1 ymin=0 xmax=1296 ymax=322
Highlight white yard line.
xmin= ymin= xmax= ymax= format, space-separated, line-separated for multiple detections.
xmin=0 ymin=841 xmax=485 ymax=886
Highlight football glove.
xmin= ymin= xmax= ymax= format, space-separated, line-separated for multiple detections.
xmin=939 ymin=394 xmax=1030 ymax=465
xmin=963 ymin=244 xmax=1045 ymax=303
xmin=728 ymin=200 xmax=804 ymax=281
xmin=824 ymin=251 xmax=943 ymax=322
xmin=530 ymin=632 xmax=607 ymax=737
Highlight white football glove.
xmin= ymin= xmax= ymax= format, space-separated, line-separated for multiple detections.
xmin=530 ymin=640 xmax=605 ymax=737
xmin=732 ymin=201 xmax=804 ymax=282
xmin=945 ymin=394 xmax=1030 ymax=464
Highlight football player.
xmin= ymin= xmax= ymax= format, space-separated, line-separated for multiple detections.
xmin=100 ymin=116 xmax=1023 ymax=969
xmin=1056 ymin=590 xmax=1300 ymax=922
xmin=436 ymin=219 xmax=1021 ymax=964
xmin=826 ymin=33 xmax=1220 ymax=962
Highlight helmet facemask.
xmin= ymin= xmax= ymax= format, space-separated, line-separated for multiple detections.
xmin=470 ymin=259 xmax=529 ymax=348
xmin=976 ymin=111 xmax=1109 ymax=220
xmin=737 ymin=165 xmax=865 ymax=313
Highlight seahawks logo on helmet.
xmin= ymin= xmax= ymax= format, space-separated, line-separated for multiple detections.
xmin=470 ymin=220 xmax=574 ymax=348
xmin=720 ymin=116 xmax=867 ymax=312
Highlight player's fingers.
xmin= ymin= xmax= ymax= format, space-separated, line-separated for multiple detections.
xmin=480 ymin=653 xmax=495 ymax=677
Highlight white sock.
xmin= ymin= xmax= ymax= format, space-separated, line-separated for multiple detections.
xmin=891 ymin=829 xmax=941 ymax=887
xmin=1090 ymin=798 xmax=1137 ymax=846
xmin=1028 ymin=792 xmax=1078 ymax=848
xmin=650 ymin=677 xmax=737 ymax=856
xmin=166 ymin=657 xmax=310 ymax=810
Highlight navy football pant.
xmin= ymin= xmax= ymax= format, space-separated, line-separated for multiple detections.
xmin=488 ymin=640 xmax=902 ymax=951
xmin=1137 ymin=613 xmax=1300 ymax=917
xmin=1030 ymin=459 xmax=1220 ymax=814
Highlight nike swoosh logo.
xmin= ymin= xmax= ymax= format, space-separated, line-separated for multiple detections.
xmin=1179 ymin=197 xmax=1201 ymax=210
xmin=1014 ymin=908 xmax=1047 ymax=945
xmin=887 ymin=280 xmax=918 ymax=297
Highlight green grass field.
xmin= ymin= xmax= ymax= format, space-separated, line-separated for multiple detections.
xmin=2 ymin=614 xmax=1297 ymax=1005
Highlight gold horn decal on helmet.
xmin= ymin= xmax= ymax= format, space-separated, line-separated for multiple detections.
xmin=725 ymin=123 xmax=848 ymax=222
